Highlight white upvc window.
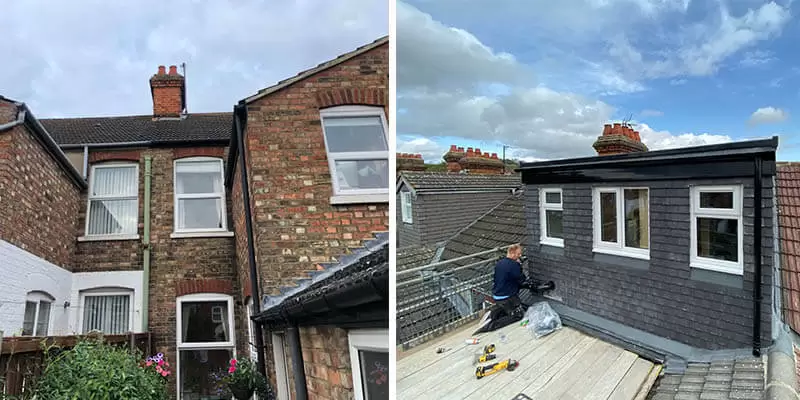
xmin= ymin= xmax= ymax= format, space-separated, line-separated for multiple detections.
xmin=22 ymin=291 xmax=53 ymax=336
xmin=80 ymin=289 xmax=133 ymax=334
xmin=400 ymin=191 xmax=413 ymax=223
xmin=176 ymin=293 xmax=235 ymax=399
xmin=348 ymin=329 xmax=389 ymax=400
xmin=593 ymin=187 xmax=650 ymax=260
xmin=86 ymin=163 xmax=139 ymax=238
xmin=690 ymin=185 xmax=744 ymax=275
xmin=539 ymin=188 xmax=564 ymax=247
xmin=320 ymin=105 xmax=389 ymax=204
xmin=272 ymin=332 xmax=291 ymax=400
xmin=174 ymin=157 xmax=227 ymax=233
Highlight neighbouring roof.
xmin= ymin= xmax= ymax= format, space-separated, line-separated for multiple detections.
xmin=646 ymin=359 xmax=764 ymax=399
xmin=776 ymin=163 xmax=800 ymax=333
xmin=397 ymin=245 xmax=439 ymax=273
xmin=39 ymin=113 xmax=232 ymax=147
xmin=242 ymin=36 xmax=388 ymax=104
xmin=397 ymin=171 xmax=521 ymax=194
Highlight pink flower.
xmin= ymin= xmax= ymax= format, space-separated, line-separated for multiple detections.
xmin=161 ymin=370 xmax=169 ymax=377
xmin=146 ymin=361 xmax=153 ymax=367
xmin=158 ymin=360 xmax=164 ymax=366
xmin=228 ymin=366 xmax=236 ymax=374
xmin=230 ymin=359 xmax=237 ymax=366
xmin=156 ymin=366 xmax=163 ymax=373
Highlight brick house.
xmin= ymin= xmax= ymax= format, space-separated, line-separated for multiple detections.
xmin=0 ymin=35 xmax=388 ymax=400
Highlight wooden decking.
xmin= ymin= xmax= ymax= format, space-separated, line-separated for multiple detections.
xmin=398 ymin=323 xmax=660 ymax=400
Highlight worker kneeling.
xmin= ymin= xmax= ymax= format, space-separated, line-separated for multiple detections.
xmin=473 ymin=244 xmax=554 ymax=335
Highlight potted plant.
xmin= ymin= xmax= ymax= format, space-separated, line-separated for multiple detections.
xmin=211 ymin=356 xmax=275 ymax=400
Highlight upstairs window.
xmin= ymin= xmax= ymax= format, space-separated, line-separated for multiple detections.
xmin=22 ymin=291 xmax=53 ymax=336
xmin=539 ymin=188 xmax=564 ymax=247
xmin=174 ymin=158 xmax=227 ymax=232
xmin=401 ymin=192 xmax=413 ymax=223
xmin=593 ymin=187 xmax=650 ymax=259
xmin=690 ymin=185 xmax=743 ymax=275
xmin=320 ymin=106 xmax=389 ymax=201
xmin=86 ymin=164 xmax=139 ymax=237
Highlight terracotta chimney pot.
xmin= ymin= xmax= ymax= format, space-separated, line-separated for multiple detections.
xmin=157 ymin=65 xmax=166 ymax=75
xmin=168 ymin=65 xmax=178 ymax=75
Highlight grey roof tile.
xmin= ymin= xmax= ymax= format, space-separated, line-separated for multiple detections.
xmin=398 ymin=171 xmax=521 ymax=192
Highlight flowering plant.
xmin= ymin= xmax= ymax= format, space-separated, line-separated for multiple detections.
xmin=143 ymin=352 xmax=172 ymax=379
xmin=210 ymin=355 xmax=274 ymax=400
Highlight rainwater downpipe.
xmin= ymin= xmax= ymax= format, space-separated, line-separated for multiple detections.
xmin=752 ymin=155 xmax=763 ymax=357
xmin=234 ymin=103 xmax=267 ymax=378
xmin=141 ymin=156 xmax=152 ymax=332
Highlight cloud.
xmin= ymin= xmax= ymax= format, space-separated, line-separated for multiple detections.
xmin=0 ymin=0 xmax=387 ymax=117
xmin=396 ymin=137 xmax=447 ymax=163
xmin=640 ymin=109 xmax=664 ymax=117
xmin=397 ymin=2 xmax=729 ymax=160
xmin=670 ymin=79 xmax=688 ymax=86
xmin=748 ymin=106 xmax=788 ymax=125
xmin=740 ymin=50 xmax=777 ymax=67
xmin=636 ymin=123 xmax=732 ymax=150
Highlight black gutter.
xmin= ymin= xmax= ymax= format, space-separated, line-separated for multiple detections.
xmin=286 ymin=325 xmax=309 ymax=400
xmin=58 ymin=138 xmax=230 ymax=150
xmin=234 ymin=102 xmax=267 ymax=377
xmin=753 ymin=155 xmax=763 ymax=357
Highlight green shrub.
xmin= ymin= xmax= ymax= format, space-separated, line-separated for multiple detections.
xmin=34 ymin=339 xmax=168 ymax=400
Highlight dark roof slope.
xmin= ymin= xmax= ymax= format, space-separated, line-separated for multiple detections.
xmin=397 ymin=171 xmax=521 ymax=193
xmin=40 ymin=113 xmax=232 ymax=146
xmin=776 ymin=163 xmax=800 ymax=333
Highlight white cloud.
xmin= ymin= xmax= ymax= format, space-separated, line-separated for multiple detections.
xmin=0 ymin=0 xmax=387 ymax=117
xmin=636 ymin=123 xmax=732 ymax=150
xmin=748 ymin=106 xmax=788 ymax=125
xmin=396 ymin=137 xmax=447 ymax=163
xmin=670 ymin=79 xmax=688 ymax=86
xmin=640 ymin=109 xmax=664 ymax=117
xmin=740 ymin=50 xmax=776 ymax=67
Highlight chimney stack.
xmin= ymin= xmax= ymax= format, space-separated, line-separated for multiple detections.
xmin=443 ymin=145 xmax=466 ymax=172
xmin=150 ymin=64 xmax=185 ymax=119
xmin=592 ymin=123 xmax=648 ymax=156
xmin=397 ymin=153 xmax=426 ymax=175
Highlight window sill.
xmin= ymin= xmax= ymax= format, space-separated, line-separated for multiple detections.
xmin=540 ymin=238 xmax=564 ymax=248
xmin=171 ymin=231 xmax=234 ymax=239
xmin=690 ymin=259 xmax=743 ymax=276
xmin=592 ymin=247 xmax=649 ymax=260
xmin=330 ymin=193 xmax=389 ymax=205
xmin=78 ymin=234 xmax=140 ymax=242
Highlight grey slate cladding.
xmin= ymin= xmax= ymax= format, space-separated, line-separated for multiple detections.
xmin=646 ymin=358 xmax=764 ymax=399
xmin=525 ymin=178 xmax=773 ymax=350
xmin=400 ymin=171 xmax=521 ymax=192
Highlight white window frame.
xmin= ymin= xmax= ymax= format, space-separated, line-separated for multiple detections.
xmin=690 ymin=185 xmax=744 ymax=275
xmin=320 ymin=105 xmax=390 ymax=203
xmin=176 ymin=293 xmax=236 ymax=399
xmin=79 ymin=288 xmax=134 ymax=334
xmin=245 ymin=297 xmax=258 ymax=361
xmin=23 ymin=291 xmax=54 ymax=336
xmin=348 ymin=329 xmax=389 ymax=400
xmin=173 ymin=157 xmax=228 ymax=234
xmin=272 ymin=332 xmax=291 ymax=400
xmin=84 ymin=163 xmax=140 ymax=240
xmin=539 ymin=188 xmax=564 ymax=247
xmin=400 ymin=191 xmax=413 ymax=224
xmin=592 ymin=187 xmax=650 ymax=260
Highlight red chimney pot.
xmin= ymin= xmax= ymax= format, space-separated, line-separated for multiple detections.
xmin=157 ymin=65 xmax=166 ymax=75
xmin=169 ymin=65 xmax=178 ymax=76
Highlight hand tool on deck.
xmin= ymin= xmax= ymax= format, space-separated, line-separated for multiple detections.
xmin=473 ymin=343 xmax=497 ymax=364
xmin=475 ymin=359 xmax=519 ymax=379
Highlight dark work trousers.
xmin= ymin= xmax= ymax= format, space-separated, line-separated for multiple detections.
xmin=495 ymin=294 xmax=525 ymax=320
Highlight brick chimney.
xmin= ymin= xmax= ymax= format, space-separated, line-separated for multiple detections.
xmin=397 ymin=153 xmax=426 ymax=175
xmin=149 ymin=65 xmax=185 ymax=118
xmin=442 ymin=145 xmax=466 ymax=172
xmin=592 ymin=123 xmax=648 ymax=156
xmin=458 ymin=147 xmax=505 ymax=175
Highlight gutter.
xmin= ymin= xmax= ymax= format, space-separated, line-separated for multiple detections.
xmin=141 ymin=156 xmax=152 ymax=332
xmin=233 ymin=103 xmax=267 ymax=378
xmin=753 ymin=155 xmax=763 ymax=357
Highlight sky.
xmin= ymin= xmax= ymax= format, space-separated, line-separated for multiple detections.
xmin=0 ymin=0 xmax=388 ymax=118
xmin=396 ymin=0 xmax=800 ymax=162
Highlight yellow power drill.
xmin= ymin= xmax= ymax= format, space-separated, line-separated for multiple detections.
xmin=475 ymin=359 xmax=520 ymax=379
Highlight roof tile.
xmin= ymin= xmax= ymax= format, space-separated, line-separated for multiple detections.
xmin=399 ymin=171 xmax=521 ymax=192
xmin=777 ymin=163 xmax=800 ymax=333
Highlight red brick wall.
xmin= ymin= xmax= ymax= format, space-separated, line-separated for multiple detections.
xmin=0 ymin=106 xmax=82 ymax=269
xmin=242 ymin=42 xmax=390 ymax=297
xmin=300 ymin=326 xmax=353 ymax=400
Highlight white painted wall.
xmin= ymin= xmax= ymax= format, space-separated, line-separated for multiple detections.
xmin=0 ymin=240 xmax=73 ymax=336
xmin=71 ymin=271 xmax=144 ymax=334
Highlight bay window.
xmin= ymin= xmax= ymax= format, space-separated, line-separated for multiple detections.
xmin=690 ymin=185 xmax=743 ymax=275
xmin=593 ymin=187 xmax=650 ymax=259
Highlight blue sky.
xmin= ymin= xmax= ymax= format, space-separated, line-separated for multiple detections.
xmin=396 ymin=0 xmax=800 ymax=162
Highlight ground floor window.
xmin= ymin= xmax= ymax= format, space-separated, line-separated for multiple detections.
xmin=81 ymin=289 xmax=132 ymax=334
xmin=348 ymin=329 xmax=389 ymax=400
xmin=176 ymin=293 xmax=235 ymax=400
xmin=22 ymin=291 xmax=53 ymax=336
xmin=271 ymin=332 xmax=291 ymax=400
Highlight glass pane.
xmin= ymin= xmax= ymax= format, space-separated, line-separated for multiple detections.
xmin=334 ymin=159 xmax=389 ymax=190
xmin=179 ymin=349 xmax=232 ymax=400
xmin=22 ymin=301 xmax=36 ymax=336
xmin=36 ymin=301 xmax=51 ymax=336
xmin=359 ymin=350 xmax=389 ymax=400
xmin=624 ymin=189 xmax=649 ymax=249
xmin=544 ymin=192 xmax=561 ymax=204
xmin=92 ymin=166 xmax=137 ymax=197
xmin=82 ymin=295 xmax=130 ymax=334
xmin=545 ymin=210 xmax=563 ymax=239
xmin=323 ymin=116 xmax=387 ymax=152
xmin=181 ymin=301 xmax=230 ymax=343
xmin=600 ymin=192 xmax=617 ymax=243
xmin=176 ymin=162 xmax=222 ymax=195
xmin=700 ymin=192 xmax=734 ymax=209
xmin=696 ymin=218 xmax=738 ymax=262
xmin=88 ymin=199 xmax=137 ymax=235
xmin=177 ymin=198 xmax=223 ymax=230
